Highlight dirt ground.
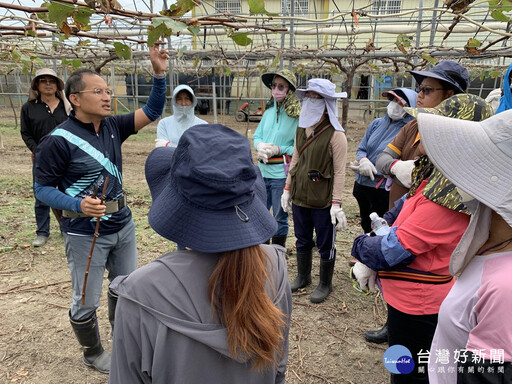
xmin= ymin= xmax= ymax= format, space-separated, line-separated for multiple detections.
xmin=0 ymin=112 xmax=390 ymax=384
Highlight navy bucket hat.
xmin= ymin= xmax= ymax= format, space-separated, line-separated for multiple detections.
xmin=145 ymin=124 xmax=277 ymax=253
xmin=408 ymin=60 xmax=470 ymax=94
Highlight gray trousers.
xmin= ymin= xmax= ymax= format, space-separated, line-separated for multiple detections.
xmin=64 ymin=220 xmax=137 ymax=320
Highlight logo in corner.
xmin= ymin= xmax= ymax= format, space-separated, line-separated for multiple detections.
xmin=383 ymin=345 xmax=415 ymax=374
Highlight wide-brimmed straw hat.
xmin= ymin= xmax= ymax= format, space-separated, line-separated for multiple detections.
xmin=261 ymin=69 xmax=297 ymax=91
xmin=145 ymin=124 xmax=277 ymax=253
xmin=295 ymin=78 xmax=347 ymax=100
xmin=405 ymin=94 xmax=493 ymax=120
xmin=408 ymin=60 xmax=470 ymax=94
xmin=31 ymin=68 xmax=64 ymax=91
xmin=418 ymin=110 xmax=512 ymax=228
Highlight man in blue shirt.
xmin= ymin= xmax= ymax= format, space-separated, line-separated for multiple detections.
xmin=33 ymin=44 xmax=169 ymax=374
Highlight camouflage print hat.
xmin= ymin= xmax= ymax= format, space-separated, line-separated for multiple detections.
xmin=261 ymin=69 xmax=297 ymax=91
xmin=404 ymin=93 xmax=493 ymax=121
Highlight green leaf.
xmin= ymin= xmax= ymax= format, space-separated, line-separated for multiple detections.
xmin=148 ymin=17 xmax=189 ymax=45
xmin=248 ymin=0 xmax=269 ymax=14
xmin=163 ymin=0 xmax=197 ymax=17
xmin=25 ymin=30 xmax=36 ymax=37
xmin=114 ymin=42 xmax=132 ymax=59
xmin=467 ymin=38 xmax=482 ymax=47
xmin=40 ymin=2 xmax=51 ymax=22
xmin=55 ymin=33 xmax=67 ymax=42
xmin=187 ymin=25 xmax=200 ymax=36
xmin=73 ymin=6 xmax=93 ymax=28
xmin=77 ymin=39 xmax=91 ymax=46
xmin=490 ymin=70 xmax=502 ymax=78
xmin=11 ymin=48 xmax=21 ymax=62
xmin=421 ymin=52 xmax=437 ymax=65
xmin=270 ymin=52 xmax=281 ymax=68
xmin=62 ymin=58 xmax=83 ymax=68
xmin=47 ymin=1 xmax=74 ymax=28
xmin=490 ymin=9 xmax=511 ymax=21
xmin=221 ymin=66 xmax=232 ymax=76
xmin=177 ymin=46 xmax=187 ymax=58
xmin=395 ymin=34 xmax=411 ymax=48
xmin=32 ymin=57 xmax=45 ymax=67
xmin=230 ymin=33 xmax=253 ymax=46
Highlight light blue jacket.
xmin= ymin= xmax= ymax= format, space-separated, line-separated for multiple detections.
xmin=253 ymin=101 xmax=298 ymax=179
xmin=355 ymin=88 xmax=417 ymax=188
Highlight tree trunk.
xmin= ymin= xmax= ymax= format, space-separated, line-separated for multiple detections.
xmin=341 ymin=69 xmax=355 ymax=128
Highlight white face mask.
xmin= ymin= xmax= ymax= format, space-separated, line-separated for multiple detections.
xmin=387 ymin=101 xmax=405 ymax=120
xmin=298 ymin=98 xmax=326 ymax=127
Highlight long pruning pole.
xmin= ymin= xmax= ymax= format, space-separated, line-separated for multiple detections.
xmin=81 ymin=177 xmax=109 ymax=305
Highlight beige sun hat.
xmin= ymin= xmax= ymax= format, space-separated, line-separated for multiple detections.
xmin=28 ymin=68 xmax=71 ymax=114
xmin=31 ymin=68 xmax=65 ymax=91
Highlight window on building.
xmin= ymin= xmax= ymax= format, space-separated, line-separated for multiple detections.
xmin=282 ymin=0 xmax=309 ymax=16
xmin=371 ymin=0 xmax=401 ymax=15
xmin=215 ymin=0 xmax=241 ymax=13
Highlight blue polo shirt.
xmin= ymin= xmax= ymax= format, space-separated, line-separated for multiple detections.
xmin=35 ymin=111 xmax=136 ymax=235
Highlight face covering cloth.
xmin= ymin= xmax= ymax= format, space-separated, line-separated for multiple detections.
xmin=387 ymin=101 xmax=405 ymax=120
xmin=298 ymin=98 xmax=325 ymax=127
xmin=298 ymin=97 xmax=344 ymax=131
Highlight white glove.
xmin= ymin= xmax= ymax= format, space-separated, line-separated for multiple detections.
xmin=358 ymin=157 xmax=378 ymax=181
xmin=352 ymin=261 xmax=377 ymax=293
xmin=257 ymin=151 xmax=269 ymax=163
xmin=267 ymin=145 xmax=280 ymax=157
xmin=330 ymin=203 xmax=347 ymax=231
xmin=257 ymin=142 xmax=273 ymax=163
xmin=155 ymin=139 xmax=170 ymax=148
xmin=280 ymin=189 xmax=292 ymax=213
xmin=349 ymin=160 xmax=360 ymax=174
xmin=390 ymin=159 xmax=415 ymax=188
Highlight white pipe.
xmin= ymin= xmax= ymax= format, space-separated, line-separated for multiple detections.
xmin=12 ymin=21 xmax=508 ymax=38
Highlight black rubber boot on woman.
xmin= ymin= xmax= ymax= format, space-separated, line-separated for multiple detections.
xmin=290 ymin=250 xmax=312 ymax=292
xmin=364 ymin=322 xmax=388 ymax=344
xmin=310 ymin=257 xmax=335 ymax=303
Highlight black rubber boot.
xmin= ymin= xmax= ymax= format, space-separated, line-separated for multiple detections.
xmin=69 ymin=311 xmax=111 ymax=374
xmin=290 ymin=251 xmax=312 ymax=292
xmin=271 ymin=235 xmax=287 ymax=248
xmin=364 ymin=321 xmax=388 ymax=344
xmin=310 ymin=257 xmax=335 ymax=303
xmin=107 ymin=288 xmax=118 ymax=336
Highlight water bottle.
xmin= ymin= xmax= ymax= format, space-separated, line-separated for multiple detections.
xmin=370 ymin=212 xmax=390 ymax=236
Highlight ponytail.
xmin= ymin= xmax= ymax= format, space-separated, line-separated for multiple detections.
xmin=208 ymin=245 xmax=286 ymax=371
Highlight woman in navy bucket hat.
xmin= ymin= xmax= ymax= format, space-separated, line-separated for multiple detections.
xmin=108 ymin=124 xmax=292 ymax=384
